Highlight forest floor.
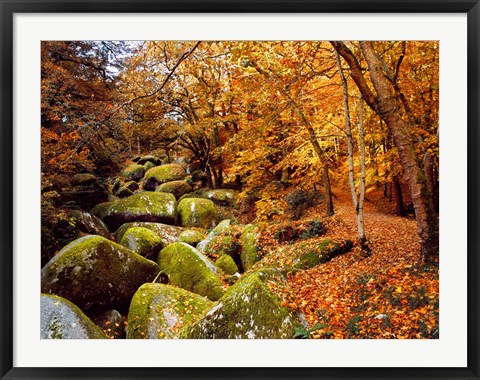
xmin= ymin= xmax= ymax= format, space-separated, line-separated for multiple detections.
xmin=256 ymin=188 xmax=439 ymax=339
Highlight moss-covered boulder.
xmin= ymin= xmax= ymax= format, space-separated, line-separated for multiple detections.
xmin=143 ymin=161 xmax=156 ymax=172
xmin=90 ymin=192 xmax=177 ymax=231
xmin=240 ymin=224 xmax=260 ymax=271
xmin=115 ymin=187 xmax=134 ymax=198
xmin=205 ymin=189 xmax=237 ymax=206
xmin=196 ymin=219 xmax=233 ymax=253
xmin=143 ymin=164 xmax=187 ymax=191
xmin=177 ymin=198 xmax=218 ymax=229
xmin=90 ymin=201 xmax=114 ymax=220
xmin=156 ymin=180 xmax=192 ymax=200
xmin=179 ymin=229 xmax=206 ymax=246
xmin=41 ymin=235 xmax=160 ymax=313
xmin=91 ymin=309 xmax=125 ymax=339
xmin=137 ymin=155 xmax=162 ymax=166
xmin=41 ymin=294 xmax=106 ymax=339
xmin=121 ymin=164 xmax=145 ymax=182
xmin=68 ymin=210 xmax=112 ymax=240
xmin=199 ymin=232 xmax=238 ymax=259
xmin=119 ymin=227 xmax=164 ymax=260
xmin=180 ymin=269 xmax=299 ymax=339
xmin=294 ymin=239 xmax=354 ymax=269
xmin=124 ymin=181 xmax=139 ymax=192
xmin=115 ymin=222 xmax=186 ymax=246
xmin=215 ymin=255 xmax=238 ymax=275
xmin=210 ymin=219 xmax=231 ymax=236
xmin=126 ymin=283 xmax=214 ymax=339
xmin=157 ymin=242 xmax=224 ymax=301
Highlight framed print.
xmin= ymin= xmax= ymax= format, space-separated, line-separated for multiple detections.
xmin=1 ymin=1 xmax=479 ymax=379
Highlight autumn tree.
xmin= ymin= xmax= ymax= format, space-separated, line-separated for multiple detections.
xmin=331 ymin=41 xmax=439 ymax=263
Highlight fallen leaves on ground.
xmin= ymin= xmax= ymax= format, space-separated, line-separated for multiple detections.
xmin=259 ymin=189 xmax=439 ymax=339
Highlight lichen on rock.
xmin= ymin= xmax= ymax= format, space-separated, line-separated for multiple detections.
xmin=156 ymin=180 xmax=192 ymax=200
xmin=119 ymin=226 xmax=164 ymax=260
xmin=143 ymin=164 xmax=187 ymax=191
xmin=157 ymin=242 xmax=224 ymax=301
xmin=180 ymin=268 xmax=299 ymax=339
xmin=90 ymin=192 xmax=177 ymax=231
xmin=41 ymin=235 xmax=160 ymax=313
xmin=177 ymin=198 xmax=218 ymax=229
xmin=41 ymin=293 xmax=106 ymax=339
xmin=126 ymin=283 xmax=214 ymax=339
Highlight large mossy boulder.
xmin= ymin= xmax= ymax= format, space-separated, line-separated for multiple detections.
xmin=115 ymin=222 xmax=186 ymax=246
xmin=177 ymin=198 xmax=218 ymax=229
xmin=156 ymin=180 xmax=192 ymax=200
xmin=115 ymin=187 xmax=134 ymax=198
xmin=143 ymin=164 xmax=187 ymax=191
xmin=41 ymin=294 xmax=106 ymax=339
xmin=157 ymin=242 xmax=224 ymax=301
xmin=143 ymin=161 xmax=156 ymax=172
xmin=68 ymin=210 xmax=112 ymax=240
xmin=215 ymin=255 xmax=239 ymax=275
xmin=180 ymin=269 xmax=299 ymax=339
xmin=205 ymin=189 xmax=237 ymax=206
xmin=126 ymin=283 xmax=214 ymax=339
xmin=198 ymin=232 xmax=239 ymax=260
xmin=91 ymin=192 xmax=177 ymax=231
xmin=240 ymin=224 xmax=261 ymax=271
xmin=41 ymin=235 xmax=160 ymax=313
xmin=119 ymin=227 xmax=164 ymax=260
xmin=179 ymin=229 xmax=206 ymax=246
xmin=121 ymin=164 xmax=145 ymax=182
xmin=137 ymin=155 xmax=163 ymax=166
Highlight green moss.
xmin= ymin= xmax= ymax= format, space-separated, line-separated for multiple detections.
xmin=156 ymin=180 xmax=192 ymax=200
xmin=90 ymin=202 xmax=114 ymax=220
xmin=121 ymin=164 xmax=145 ymax=182
xmin=294 ymin=239 xmax=354 ymax=269
xmin=240 ymin=224 xmax=260 ymax=271
xmin=41 ymin=235 xmax=160 ymax=313
xmin=143 ymin=164 xmax=187 ymax=190
xmin=210 ymin=219 xmax=231 ymax=236
xmin=120 ymin=227 xmax=164 ymax=260
xmin=157 ymin=242 xmax=224 ymax=301
xmin=143 ymin=161 xmax=156 ymax=172
xmin=180 ymin=269 xmax=298 ymax=339
xmin=115 ymin=187 xmax=134 ymax=198
xmin=177 ymin=198 xmax=218 ymax=229
xmin=179 ymin=229 xmax=206 ymax=246
xmin=124 ymin=181 xmax=139 ymax=192
xmin=126 ymin=283 xmax=214 ymax=339
xmin=205 ymin=189 xmax=237 ymax=206
xmin=41 ymin=293 xmax=107 ymax=339
xmin=202 ymin=233 xmax=238 ymax=258
xmin=115 ymin=222 xmax=186 ymax=246
xmin=91 ymin=192 xmax=177 ymax=230
xmin=215 ymin=255 xmax=238 ymax=275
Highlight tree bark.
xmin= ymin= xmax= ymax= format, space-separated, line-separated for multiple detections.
xmin=331 ymin=41 xmax=438 ymax=263
xmin=393 ymin=175 xmax=405 ymax=216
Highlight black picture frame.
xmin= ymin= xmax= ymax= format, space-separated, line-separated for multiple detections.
xmin=1 ymin=1 xmax=479 ymax=379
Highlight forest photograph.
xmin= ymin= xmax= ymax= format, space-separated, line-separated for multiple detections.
xmin=40 ymin=40 xmax=439 ymax=340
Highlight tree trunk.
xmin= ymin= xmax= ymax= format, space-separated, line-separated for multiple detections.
xmin=393 ymin=175 xmax=405 ymax=216
xmin=335 ymin=50 xmax=367 ymax=249
xmin=332 ymin=41 xmax=438 ymax=263
xmin=323 ymin=165 xmax=335 ymax=216
xmin=357 ymin=97 xmax=367 ymax=250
